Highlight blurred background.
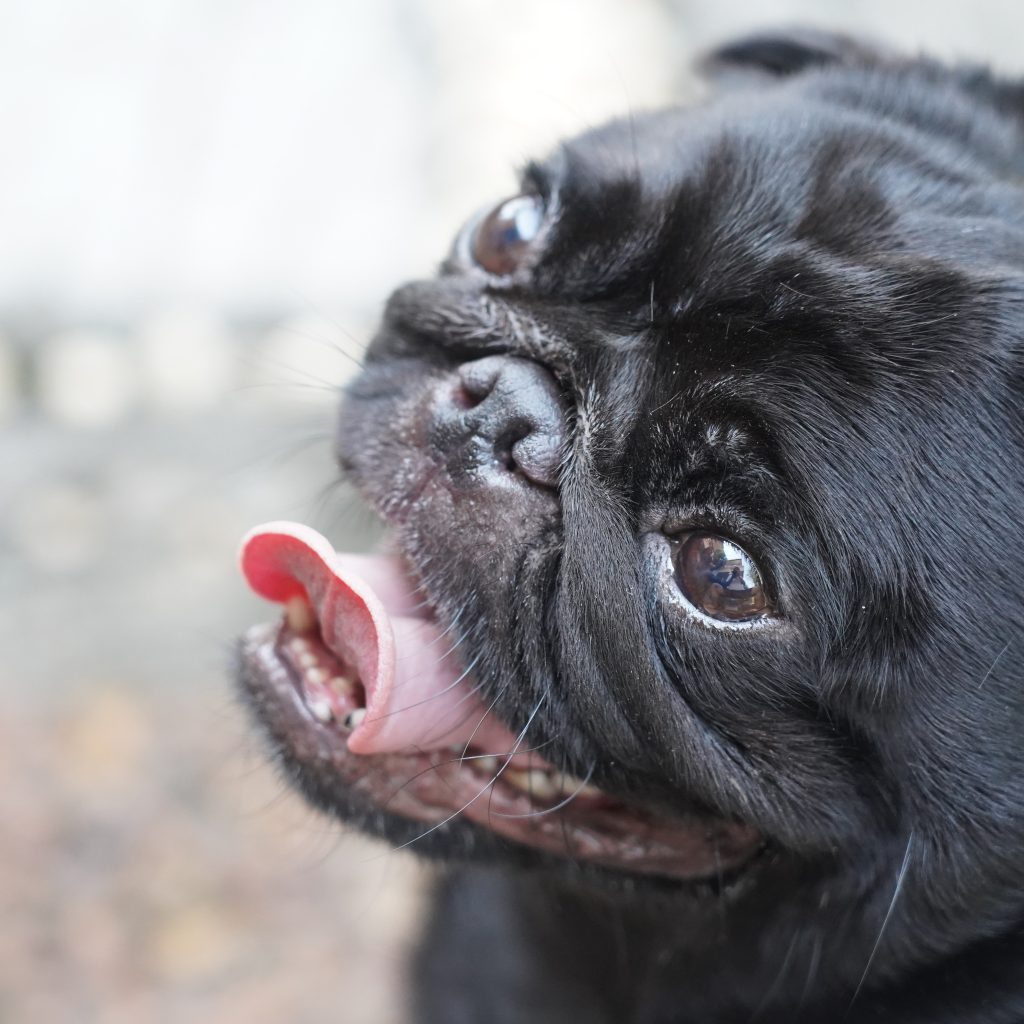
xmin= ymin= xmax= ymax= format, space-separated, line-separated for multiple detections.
xmin=4 ymin=2 xmax=1022 ymax=1021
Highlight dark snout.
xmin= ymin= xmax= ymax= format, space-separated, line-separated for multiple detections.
xmin=429 ymin=356 xmax=567 ymax=489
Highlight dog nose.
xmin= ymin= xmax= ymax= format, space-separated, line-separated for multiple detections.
xmin=431 ymin=356 xmax=566 ymax=488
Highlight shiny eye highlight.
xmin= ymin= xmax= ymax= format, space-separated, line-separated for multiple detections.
xmin=673 ymin=533 xmax=773 ymax=624
xmin=471 ymin=194 xmax=544 ymax=275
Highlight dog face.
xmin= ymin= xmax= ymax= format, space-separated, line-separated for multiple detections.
xmin=239 ymin=33 xmax=1024 ymax=996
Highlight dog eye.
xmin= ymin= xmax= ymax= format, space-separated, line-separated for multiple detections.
xmin=471 ymin=194 xmax=544 ymax=275
xmin=674 ymin=534 xmax=772 ymax=623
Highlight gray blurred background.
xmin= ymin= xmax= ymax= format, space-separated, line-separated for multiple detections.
xmin=3 ymin=2 xmax=1022 ymax=1021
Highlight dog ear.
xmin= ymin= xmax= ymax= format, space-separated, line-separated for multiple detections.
xmin=702 ymin=31 xmax=1024 ymax=131
xmin=700 ymin=28 xmax=890 ymax=83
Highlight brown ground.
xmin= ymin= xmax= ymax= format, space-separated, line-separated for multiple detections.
xmin=1 ymin=685 xmax=429 ymax=1023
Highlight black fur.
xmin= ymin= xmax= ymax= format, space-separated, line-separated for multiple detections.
xmin=305 ymin=32 xmax=1024 ymax=1021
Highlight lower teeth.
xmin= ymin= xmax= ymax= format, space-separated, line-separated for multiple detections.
xmin=309 ymin=699 xmax=334 ymax=724
xmin=329 ymin=675 xmax=356 ymax=697
xmin=505 ymin=768 xmax=558 ymax=800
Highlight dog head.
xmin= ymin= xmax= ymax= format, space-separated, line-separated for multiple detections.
xmin=239 ymin=31 xmax=1024 ymax=997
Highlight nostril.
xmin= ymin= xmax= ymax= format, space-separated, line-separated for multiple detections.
xmin=493 ymin=418 xmax=533 ymax=473
xmin=452 ymin=380 xmax=483 ymax=411
xmin=457 ymin=356 xmax=504 ymax=406
xmin=495 ymin=441 xmax=517 ymax=472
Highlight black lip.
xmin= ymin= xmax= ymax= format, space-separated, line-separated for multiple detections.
xmin=235 ymin=620 xmax=765 ymax=884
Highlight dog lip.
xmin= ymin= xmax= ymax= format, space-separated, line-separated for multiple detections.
xmin=237 ymin=621 xmax=764 ymax=882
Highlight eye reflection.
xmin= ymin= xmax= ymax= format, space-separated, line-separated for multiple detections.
xmin=674 ymin=533 xmax=772 ymax=623
xmin=471 ymin=194 xmax=544 ymax=275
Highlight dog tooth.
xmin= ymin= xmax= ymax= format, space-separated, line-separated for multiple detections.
xmin=298 ymin=652 xmax=318 ymax=669
xmin=285 ymin=596 xmax=315 ymax=634
xmin=551 ymin=772 xmax=573 ymax=795
xmin=344 ymin=708 xmax=367 ymax=731
xmin=309 ymin=698 xmax=334 ymax=724
xmin=289 ymin=637 xmax=310 ymax=654
xmin=306 ymin=667 xmax=327 ymax=685
xmin=526 ymin=770 xmax=559 ymax=799
xmin=329 ymin=675 xmax=356 ymax=697
xmin=555 ymin=773 xmax=601 ymax=798
xmin=505 ymin=769 xmax=558 ymax=800
xmin=475 ymin=755 xmax=499 ymax=774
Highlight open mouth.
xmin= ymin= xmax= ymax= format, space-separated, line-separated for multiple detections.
xmin=237 ymin=522 xmax=762 ymax=881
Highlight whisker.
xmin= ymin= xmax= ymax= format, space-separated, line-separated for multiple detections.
xmin=425 ymin=607 xmax=468 ymax=648
xmin=390 ymin=618 xmax=466 ymax=668
xmin=217 ymin=429 xmax=335 ymax=482
xmin=285 ymin=286 xmax=371 ymax=359
xmin=799 ymin=932 xmax=824 ymax=1011
xmin=371 ymin=653 xmax=482 ymax=723
xmin=457 ymin=681 xmax=511 ymax=761
xmin=389 ymin=694 xmax=549 ymax=850
xmin=378 ymin=740 xmax=558 ymax=809
xmin=409 ymin=674 xmax=548 ymax=751
xmin=751 ymin=928 xmax=801 ymax=1020
xmin=976 ymin=639 xmax=1011 ymax=690
xmin=247 ymin=352 xmax=349 ymax=391
xmin=490 ymin=762 xmax=595 ymax=820
xmin=304 ymin=476 xmax=352 ymax=523
xmin=231 ymin=379 xmax=339 ymax=395
xmin=847 ymin=831 xmax=915 ymax=1013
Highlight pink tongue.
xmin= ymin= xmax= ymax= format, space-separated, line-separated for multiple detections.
xmin=239 ymin=522 xmax=520 ymax=757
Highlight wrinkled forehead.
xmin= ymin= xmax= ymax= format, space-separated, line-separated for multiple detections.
xmin=529 ymin=82 xmax=1020 ymax=309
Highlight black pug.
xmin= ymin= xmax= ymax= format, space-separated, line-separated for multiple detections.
xmin=237 ymin=30 xmax=1024 ymax=1023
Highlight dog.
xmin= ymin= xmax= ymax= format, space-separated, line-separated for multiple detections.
xmin=237 ymin=30 xmax=1024 ymax=1022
